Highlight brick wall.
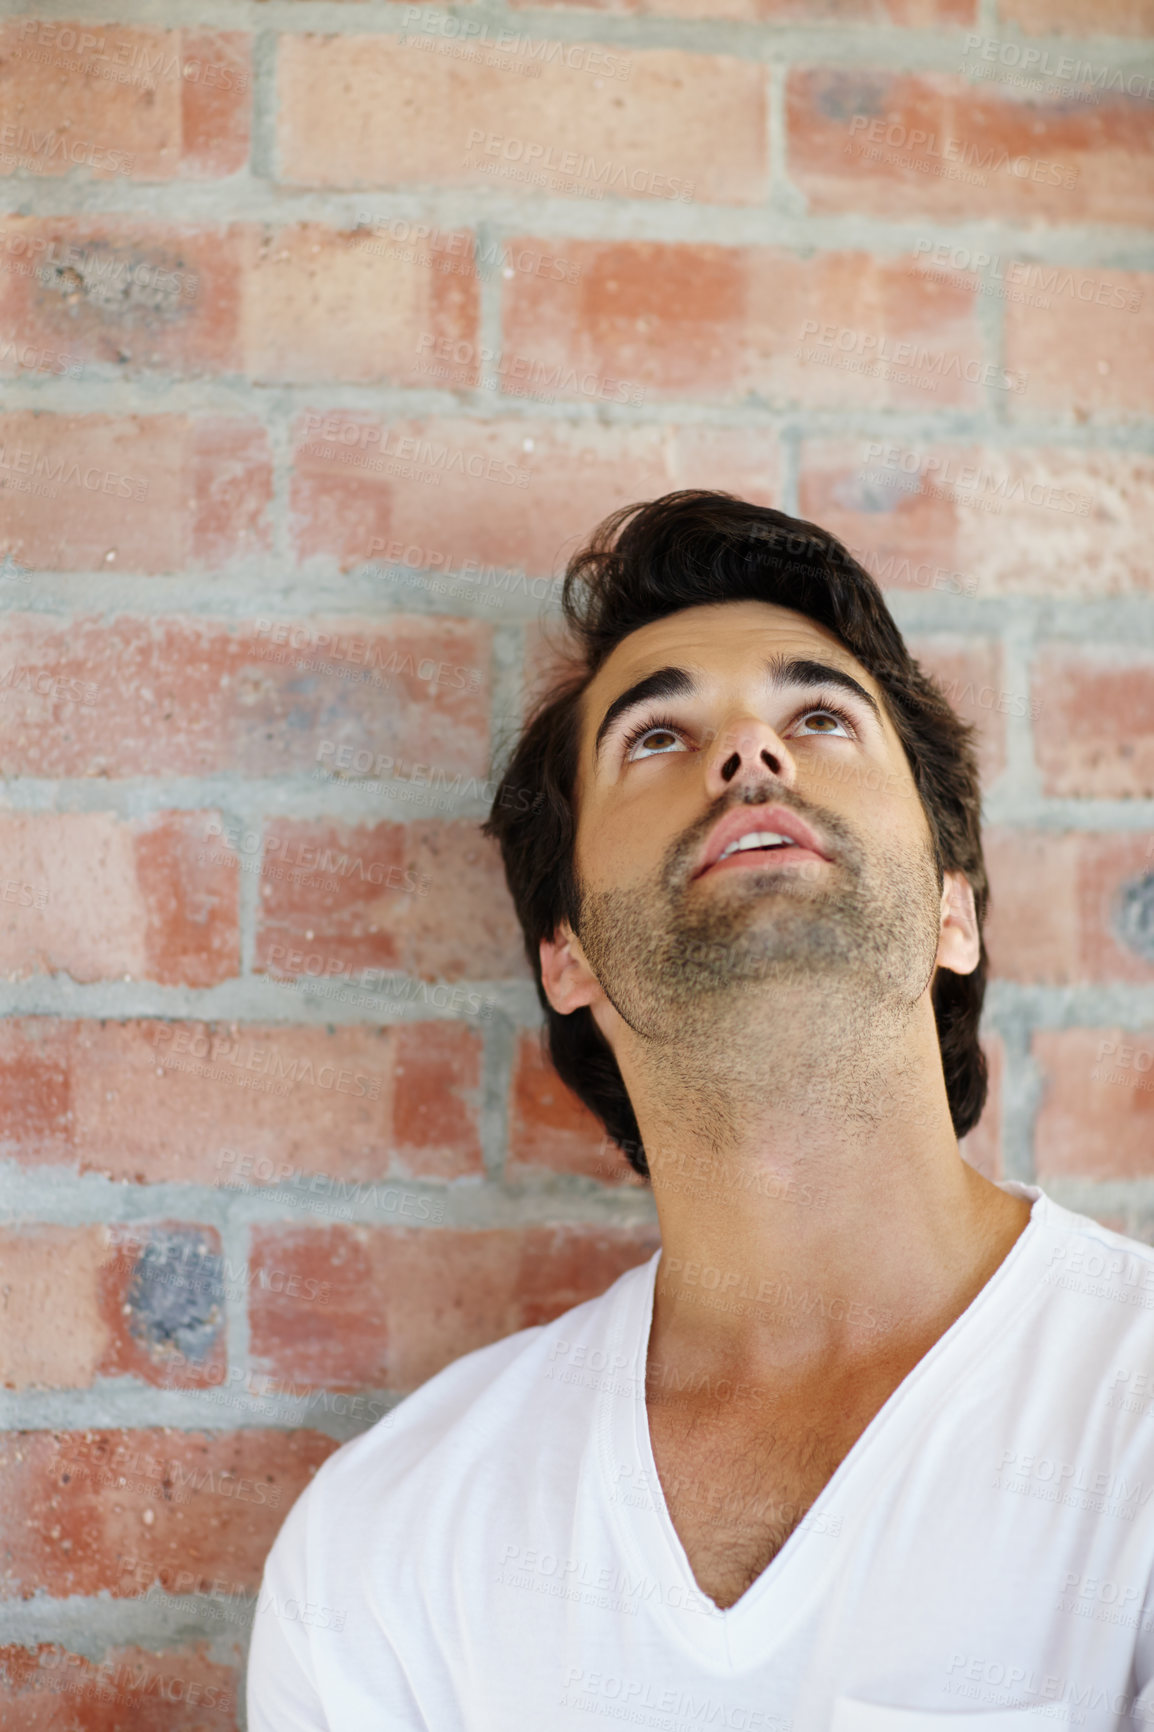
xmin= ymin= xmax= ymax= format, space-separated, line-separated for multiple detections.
xmin=2 ymin=1 xmax=1153 ymax=1723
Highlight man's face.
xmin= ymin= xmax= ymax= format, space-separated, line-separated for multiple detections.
xmin=560 ymin=598 xmax=956 ymax=1045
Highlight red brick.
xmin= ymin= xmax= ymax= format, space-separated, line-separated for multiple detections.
xmin=277 ymin=38 xmax=765 ymax=204
xmin=801 ymin=437 xmax=1154 ymax=600
xmin=1004 ymin=268 xmax=1154 ymax=420
xmin=959 ymin=1034 xmax=1002 ymax=1181
xmin=0 ymin=1222 xmax=231 ymax=1394
xmin=787 ymin=70 xmax=1154 ymax=224
xmin=0 ymin=1227 xmax=112 ymax=1390
xmin=903 ymin=636 xmax=1010 ymax=790
xmin=0 ymin=1018 xmax=483 ymax=1184
xmin=0 ymin=616 xmax=486 ymax=777
xmin=0 ymin=218 xmax=482 ymax=386
xmin=0 ymin=218 xmax=241 ymax=377
xmin=0 ymin=414 xmax=271 ymax=573
xmin=242 ymin=222 xmax=480 ymax=384
xmin=0 ymin=23 xmax=250 ymax=181
xmin=255 ymin=817 xmax=524 ymax=985
xmin=985 ymin=830 xmax=1154 ymax=985
xmin=0 ymin=1429 xmax=335 ymax=1599
xmin=292 ymin=412 xmax=781 ymax=575
xmin=1035 ymin=1028 xmax=1154 ymax=1181
xmin=507 ymin=1029 xmax=646 ymax=1185
xmin=501 ymin=241 xmax=988 ymax=408
xmin=513 ymin=0 xmax=972 ymax=16
xmin=1031 ymin=647 xmax=1154 ymax=798
xmin=0 ymin=1641 xmax=241 ymax=1728
xmin=249 ymin=1223 xmax=661 ymax=1390
xmin=0 ymin=812 xmax=239 ymax=986
xmin=999 ymin=0 xmax=1151 ymax=30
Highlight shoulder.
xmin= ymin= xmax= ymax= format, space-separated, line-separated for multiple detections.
xmin=268 ymin=1249 xmax=655 ymax=1549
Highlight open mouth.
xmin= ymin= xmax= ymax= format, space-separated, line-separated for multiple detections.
xmin=693 ymin=810 xmax=832 ymax=880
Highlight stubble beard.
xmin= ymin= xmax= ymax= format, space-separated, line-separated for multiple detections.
xmin=572 ymin=785 xmax=946 ymax=1108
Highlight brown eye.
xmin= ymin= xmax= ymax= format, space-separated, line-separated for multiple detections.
xmin=624 ymin=724 xmax=687 ymax=761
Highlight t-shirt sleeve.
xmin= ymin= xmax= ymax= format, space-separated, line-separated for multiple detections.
xmin=246 ymin=1490 xmax=329 ymax=1732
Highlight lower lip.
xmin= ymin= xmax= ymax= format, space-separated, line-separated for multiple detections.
xmin=698 ymin=846 xmax=829 ymax=877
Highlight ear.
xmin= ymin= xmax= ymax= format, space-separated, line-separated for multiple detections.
xmin=540 ymin=922 xmax=603 ymax=1016
xmin=935 ymin=870 xmax=981 ymax=978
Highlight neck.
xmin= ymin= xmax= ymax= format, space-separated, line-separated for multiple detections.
xmin=615 ymin=984 xmax=1033 ymax=1380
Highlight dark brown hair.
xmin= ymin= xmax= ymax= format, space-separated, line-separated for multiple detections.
xmin=482 ymin=491 xmax=989 ymax=1179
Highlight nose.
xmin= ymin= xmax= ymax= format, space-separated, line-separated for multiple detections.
xmin=703 ymin=714 xmax=797 ymax=801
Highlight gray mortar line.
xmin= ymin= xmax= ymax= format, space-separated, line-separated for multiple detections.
xmin=0 ymin=1160 xmax=660 ymax=1230
xmin=7 ymin=171 xmax=1154 ymax=263
xmin=12 ymin=0 xmax=1154 ymax=68
xmin=479 ymin=1008 xmax=516 ymax=1181
xmin=0 ymin=1590 xmax=259 ymax=1663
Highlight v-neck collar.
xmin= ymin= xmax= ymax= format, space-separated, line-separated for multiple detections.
xmin=597 ymin=1181 xmax=1050 ymax=1672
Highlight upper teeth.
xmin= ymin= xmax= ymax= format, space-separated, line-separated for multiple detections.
xmin=717 ymin=831 xmax=796 ymax=861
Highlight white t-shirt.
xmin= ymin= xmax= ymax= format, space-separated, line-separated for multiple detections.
xmin=247 ymin=1182 xmax=1154 ymax=1732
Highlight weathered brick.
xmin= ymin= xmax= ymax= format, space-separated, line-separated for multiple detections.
xmin=0 ymin=414 xmax=271 ymax=573
xmin=985 ymin=831 xmax=1154 ymax=985
xmin=242 ymin=222 xmax=480 ymax=384
xmin=0 ymin=217 xmax=242 ymax=378
xmin=800 ymin=437 xmax=1154 ymax=599
xmin=253 ymin=818 xmax=525 ymax=986
xmin=1004 ymin=267 xmax=1154 ymax=420
xmin=0 ymin=616 xmax=487 ymax=777
xmin=277 ymin=36 xmax=766 ymax=205
xmin=1031 ymin=646 xmax=1154 ymax=798
xmin=513 ymin=0 xmax=972 ymax=16
xmin=787 ymin=70 xmax=1153 ymax=224
xmin=0 ymin=22 xmax=250 ymax=181
xmin=0 ymin=1429 xmax=335 ymax=1599
xmin=0 ymin=1641 xmax=241 ymax=1727
xmin=2 ymin=1220 xmax=230 ymax=1392
xmin=0 ymin=1227 xmax=112 ymax=1390
xmin=903 ymin=636 xmax=1009 ymax=791
xmin=0 ymin=1018 xmax=483 ymax=1184
xmin=248 ymin=1223 xmax=662 ymax=1390
xmin=1035 ymin=1028 xmax=1154 ymax=1181
xmin=0 ymin=812 xmax=239 ymax=986
xmin=501 ymin=241 xmax=987 ymax=408
xmin=292 ymin=411 xmax=780 ymax=576
xmin=999 ymin=0 xmax=1151 ymax=31
xmin=507 ymin=1030 xmax=646 ymax=1185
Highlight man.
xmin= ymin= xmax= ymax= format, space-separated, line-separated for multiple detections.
xmin=248 ymin=492 xmax=1154 ymax=1729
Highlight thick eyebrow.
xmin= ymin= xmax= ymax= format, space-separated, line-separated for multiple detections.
xmin=592 ymin=655 xmax=884 ymax=764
